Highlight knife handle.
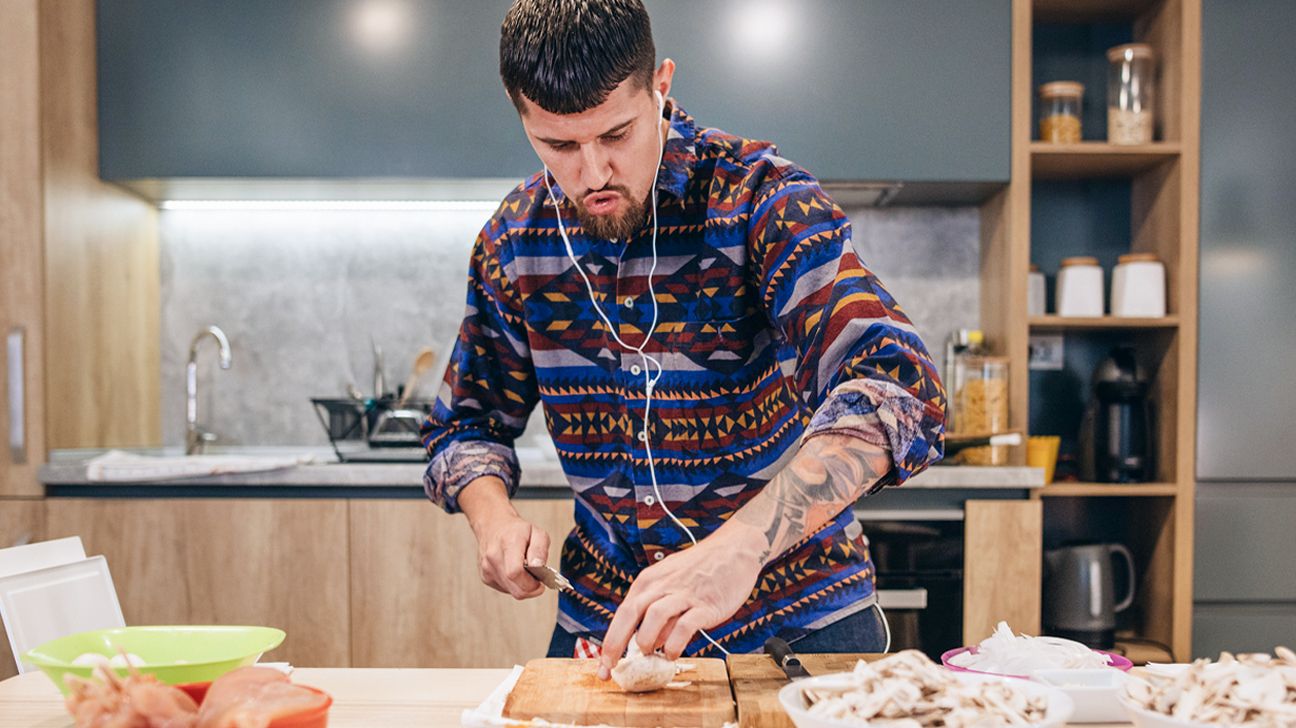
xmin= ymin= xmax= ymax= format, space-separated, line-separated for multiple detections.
xmin=764 ymin=637 xmax=802 ymax=670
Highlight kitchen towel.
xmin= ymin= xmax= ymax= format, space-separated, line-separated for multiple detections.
xmin=84 ymin=450 xmax=313 ymax=482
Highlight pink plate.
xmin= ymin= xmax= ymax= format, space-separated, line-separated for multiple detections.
xmin=940 ymin=645 xmax=1134 ymax=679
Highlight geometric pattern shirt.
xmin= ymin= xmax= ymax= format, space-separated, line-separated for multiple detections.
xmin=421 ymin=101 xmax=945 ymax=655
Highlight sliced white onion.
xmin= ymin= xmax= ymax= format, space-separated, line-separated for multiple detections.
xmin=950 ymin=621 xmax=1112 ymax=673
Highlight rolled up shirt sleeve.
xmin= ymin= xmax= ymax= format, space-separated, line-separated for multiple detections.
xmin=420 ymin=213 xmax=539 ymax=513
xmin=749 ymin=167 xmax=946 ymax=488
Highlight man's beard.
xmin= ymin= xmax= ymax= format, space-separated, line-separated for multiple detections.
xmin=574 ymin=190 xmax=649 ymax=241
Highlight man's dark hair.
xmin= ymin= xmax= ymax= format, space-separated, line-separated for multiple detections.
xmin=500 ymin=0 xmax=656 ymax=115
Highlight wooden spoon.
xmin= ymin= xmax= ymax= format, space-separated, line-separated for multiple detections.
xmin=397 ymin=347 xmax=436 ymax=408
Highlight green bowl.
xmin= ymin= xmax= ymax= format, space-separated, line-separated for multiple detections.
xmin=24 ymin=625 xmax=286 ymax=695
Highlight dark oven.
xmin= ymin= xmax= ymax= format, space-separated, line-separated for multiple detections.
xmin=861 ymin=515 xmax=964 ymax=660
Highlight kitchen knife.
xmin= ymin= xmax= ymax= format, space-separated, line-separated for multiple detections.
xmin=524 ymin=563 xmax=574 ymax=593
xmin=764 ymin=637 xmax=811 ymax=680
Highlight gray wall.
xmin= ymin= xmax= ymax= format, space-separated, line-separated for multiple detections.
xmin=159 ymin=206 xmax=980 ymax=448
xmin=1193 ymin=0 xmax=1296 ymax=658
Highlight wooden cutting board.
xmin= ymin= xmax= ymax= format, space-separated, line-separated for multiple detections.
xmin=726 ymin=653 xmax=886 ymax=728
xmin=503 ymin=657 xmax=736 ymax=727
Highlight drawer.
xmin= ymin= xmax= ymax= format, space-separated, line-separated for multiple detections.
xmin=1192 ymin=603 xmax=1296 ymax=659
xmin=1194 ymin=486 xmax=1296 ymax=601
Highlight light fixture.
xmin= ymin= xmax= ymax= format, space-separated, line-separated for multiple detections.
xmin=159 ymin=200 xmax=500 ymax=212
xmin=731 ymin=1 xmax=795 ymax=62
xmin=352 ymin=0 xmax=411 ymax=54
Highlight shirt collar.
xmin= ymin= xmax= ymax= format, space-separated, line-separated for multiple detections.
xmin=655 ymin=98 xmax=698 ymax=200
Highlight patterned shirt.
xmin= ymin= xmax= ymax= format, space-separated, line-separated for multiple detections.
xmin=422 ymin=101 xmax=945 ymax=655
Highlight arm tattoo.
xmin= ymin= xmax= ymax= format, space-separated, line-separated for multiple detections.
xmin=733 ymin=435 xmax=887 ymax=564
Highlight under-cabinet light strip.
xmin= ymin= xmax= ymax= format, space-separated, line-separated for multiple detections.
xmin=159 ymin=199 xmax=501 ymax=211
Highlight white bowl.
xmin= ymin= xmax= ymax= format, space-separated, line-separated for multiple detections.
xmin=778 ymin=671 xmax=1074 ymax=728
xmin=1030 ymin=668 xmax=1130 ymax=723
xmin=1116 ymin=691 xmax=1216 ymax=728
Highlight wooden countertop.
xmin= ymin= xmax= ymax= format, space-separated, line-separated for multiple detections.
xmin=0 ymin=666 xmax=1136 ymax=728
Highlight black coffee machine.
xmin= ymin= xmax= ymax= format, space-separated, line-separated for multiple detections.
xmin=1080 ymin=347 xmax=1155 ymax=482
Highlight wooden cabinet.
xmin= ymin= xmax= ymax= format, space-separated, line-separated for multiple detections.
xmin=350 ymin=498 xmax=574 ymax=668
xmin=0 ymin=0 xmax=45 ymax=499
xmin=0 ymin=498 xmax=46 ymax=680
xmin=962 ymin=500 xmax=1042 ymax=643
xmin=34 ymin=497 xmax=573 ymax=670
xmin=96 ymin=0 xmax=1009 ymax=184
xmin=44 ymin=499 xmax=351 ymax=667
xmin=21 ymin=493 xmax=1058 ymax=668
xmin=0 ymin=0 xmax=159 ymax=472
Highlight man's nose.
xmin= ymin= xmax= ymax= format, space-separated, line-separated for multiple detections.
xmin=579 ymin=143 xmax=613 ymax=192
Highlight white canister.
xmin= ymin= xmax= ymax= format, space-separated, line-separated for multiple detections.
xmin=1056 ymin=256 xmax=1104 ymax=317
xmin=1111 ymin=252 xmax=1166 ymax=317
xmin=1028 ymin=264 xmax=1047 ymax=316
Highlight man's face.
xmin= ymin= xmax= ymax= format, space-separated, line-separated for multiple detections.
xmin=517 ymin=63 xmax=673 ymax=241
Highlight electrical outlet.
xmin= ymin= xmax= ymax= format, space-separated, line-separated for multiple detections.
xmin=1029 ymin=334 xmax=1065 ymax=370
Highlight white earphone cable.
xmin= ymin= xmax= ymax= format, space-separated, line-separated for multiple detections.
xmin=875 ymin=601 xmax=892 ymax=654
xmin=543 ymin=92 xmax=728 ymax=656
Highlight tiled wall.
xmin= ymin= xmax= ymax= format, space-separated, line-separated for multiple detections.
xmin=159 ymin=205 xmax=979 ymax=447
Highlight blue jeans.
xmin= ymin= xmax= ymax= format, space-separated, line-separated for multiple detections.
xmin=545 ymin=603 xmax=887 ymax=657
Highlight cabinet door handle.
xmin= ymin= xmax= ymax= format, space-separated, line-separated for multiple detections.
xmin=7 ymin=327 xmax=25 ymax=464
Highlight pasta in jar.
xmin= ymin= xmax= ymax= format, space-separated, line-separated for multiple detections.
xmin=956 ymin=357 xmax=1009 ymax=465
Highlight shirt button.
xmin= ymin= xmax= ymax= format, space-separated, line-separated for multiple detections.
xmin=653 ymin=552 xmax=665 ymax=561
xmin=644 ymin=495 xmax=656 ymax=506
xmin=637 ymin=431 xmax=648 ymax=443
xmin=630 ymin=364 xmax=642 ymax=376
xmin=623 ymin=296 xmax=634 ymax=309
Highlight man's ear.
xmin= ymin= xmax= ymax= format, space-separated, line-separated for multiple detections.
xmin=654 ymin=58 xmax=677 ymax=100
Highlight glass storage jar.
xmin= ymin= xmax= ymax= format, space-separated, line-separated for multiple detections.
xmin=1107 ymin=43 xmax=1156 ymax=145
xmin=955 ymin=356 xmax=1010 ymax=465
xmin=1039 ymin=81 xmax=1084 ymax=143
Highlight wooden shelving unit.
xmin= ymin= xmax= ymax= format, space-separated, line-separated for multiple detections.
xmin=981 ymin=0 xmax=1200 ymax=659
xmin=1031 ymin=142 xmax=1181 ymax=178
xmin=1029 ymin=315 xmax=1179 ymax=330
xmin=1033 ymin=0 xmax=1162 ymax=23
xmin=1037 ymin=483 xmax=1178 ymax=497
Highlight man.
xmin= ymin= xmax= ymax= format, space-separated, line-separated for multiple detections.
xmin=421 ymin=0 xmax=944 ymax=679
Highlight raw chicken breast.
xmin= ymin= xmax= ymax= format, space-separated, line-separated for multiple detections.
xmin=195 ymin=667 xmax=328 ymax=728
xmin=610 ymin=640 xmax=678 ymax=693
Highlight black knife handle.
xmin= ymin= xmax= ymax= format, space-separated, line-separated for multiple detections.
xmin=764 ymin=637 xmax=802 ymax=670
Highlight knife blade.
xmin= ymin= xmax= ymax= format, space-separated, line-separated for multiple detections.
xmin=524 ymin=563 xmax=574 ymax=593
xmin=764 ymin=637 xmax=811 ymax=680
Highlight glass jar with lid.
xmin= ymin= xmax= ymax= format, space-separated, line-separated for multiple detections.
xmin=1039 ymin=81 xmax=1084 ymax=143
xmin=1107 ymin=43 xmax=1156 ymax=145
xmin=955 ymin=356 xmax=1010 ymax=465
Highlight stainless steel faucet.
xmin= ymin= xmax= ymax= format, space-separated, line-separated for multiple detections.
xmin=186 ymin=325 xmax=232 ymax=455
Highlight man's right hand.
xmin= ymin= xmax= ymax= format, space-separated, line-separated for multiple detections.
xmin=459 ymin=476 xmax=551 ymax=600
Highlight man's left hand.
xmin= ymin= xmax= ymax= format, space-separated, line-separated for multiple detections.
xmin=596 ymin=532 xmax=764 ymax=679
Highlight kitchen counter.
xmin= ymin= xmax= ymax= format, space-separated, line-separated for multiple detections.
xmin=0 ymin=667 xmax=1133 ymax=727
xmin=40 ymin=447 xmax=1044 ymax=494
xmin=0 ymin=668 xmax=509 ymax=728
